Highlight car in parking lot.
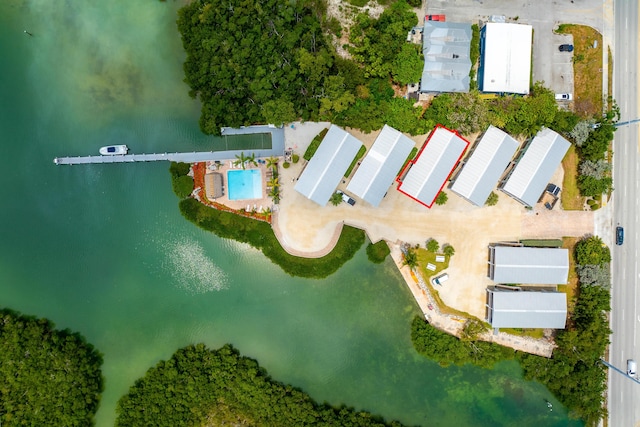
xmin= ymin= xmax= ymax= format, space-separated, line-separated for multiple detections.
xmin=559 ymin=44 xmax=574 ymax=52
xmin=616 ymin=226 xmax=624 ymax=245
xmin=337 ymin=190 xmax=356 ymax=206
xmin=628 ymin=359 xmax=636 ymax=377
xmin=555 ymin=93 xmax=573 ymax=101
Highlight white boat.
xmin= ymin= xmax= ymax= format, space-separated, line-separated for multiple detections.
xmin=99 ymin=145 xmax=128 ymax=156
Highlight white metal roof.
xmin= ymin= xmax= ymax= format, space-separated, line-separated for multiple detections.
xmin=501 ymin=128 xmax=571 ymax=207
xmin=397 ymin=126 xmax=468 ymax=208
xmin=490 ymin=246 xmax=569 ymax=284
xmin=421 ymin=21 xmax=472 ymax=93
xmin=480 ymin=23 xmax=532 ymax=94
xmin=347 ymin=125 xmax=415 ymax=207
xmin=451 ymin=126 xmax=520 ymax=206
xmin=487 ymin=288 xmax=567 ymax=329
xmin=294 ymin=125 xmax=362 ymax=206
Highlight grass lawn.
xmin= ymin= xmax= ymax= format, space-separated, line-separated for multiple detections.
xmin=561 ymin=145 xmax=584 ymax=210
xmin=559 ymin=236 xmax=580 ymax=316
xmin=556 ymin=25 xmax=603 ymax=117
xmin=501 ymin=328 xmax=545 ymax=339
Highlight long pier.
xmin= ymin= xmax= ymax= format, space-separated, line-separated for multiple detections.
xmin=55 ymin=152 xmax=235 ymax=165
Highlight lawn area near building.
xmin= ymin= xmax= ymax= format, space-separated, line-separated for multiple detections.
xmin=561 ymin=145 xmax=583 ymax=210
xmin=556 ymin=24 xmax=603 ymax=117
xmin=558 ymin=236 xmax=580 ymax=315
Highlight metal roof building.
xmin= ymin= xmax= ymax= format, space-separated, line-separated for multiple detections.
xmin=489 ymin=246 xmax=569 ymax=285
xmin=500 ymin=128 xmax=571 ymax=207
xmin=478 ymin=23 xmax=533 ymax=94
xmin=486 ymin=287 xmax=567 ymax=329
xmin=347 ymin=125 xmax=415 ymax=207
xmin=397 ymin=126 xmax=469 ymax=208
xmin=451 ymin=126 xmax=520 ymax=206
xmin=421 ymin=21 xmax=472 ymax=93
xmin=294 ymin=125 xmax=362 ymax=206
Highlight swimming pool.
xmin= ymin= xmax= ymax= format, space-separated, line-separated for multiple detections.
xmin=227 ymin=169 xmax=262 ymax=201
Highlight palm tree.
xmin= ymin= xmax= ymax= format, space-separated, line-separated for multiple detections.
xmin=266 ymin=156 xmax=279 ymax=171
xmin=402 ymin=249 xmax=418 ymax=270
xmin=267 ymin=176 xmax=280 ymax=189
xmin=268 ymin=186 xmax=280 ymax=204
xmin=234 ymin=152 xmax=249 ymax=169
xmin=247 ymin=152 xmax=258 ymax=168
xmin=262 ymin=206 xmax=272 ymax=221
xmin=330 ymin=192 xmax=343 ymax=206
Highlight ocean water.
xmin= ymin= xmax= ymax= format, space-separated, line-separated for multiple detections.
xmin=0 ymin=1 xmax=582 ymax=426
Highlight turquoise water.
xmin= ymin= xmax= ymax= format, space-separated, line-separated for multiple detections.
xmin=227 ymin=169 xmax=262 ymax=200
xmin=0 ymin=1 xmax=581 ymax=426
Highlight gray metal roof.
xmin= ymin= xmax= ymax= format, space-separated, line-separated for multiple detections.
xmin=487 ymin=288 xmax=567 ymax=329
xmin=294 ymin=125 xmax=362 ymax=206
xmin=451 ymin=126 xmax=520 ymax=206
xmin=347 ymin=125 xmax=415 ymax=207
xmin=501 ymin=128 xmax=571 ymax=207
xmin=490 ymin=246 xmax=569 ymax=284
xmin=421 ymin=21 xmax=472 ymax=93
xmin=398 ymin=126 xmax=468 ymax=207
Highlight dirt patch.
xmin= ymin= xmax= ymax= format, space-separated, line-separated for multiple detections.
xmin=325 ymin=0 xmax=385 ymax=59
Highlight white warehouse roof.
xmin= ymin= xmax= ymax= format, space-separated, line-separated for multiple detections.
xmin=489 ymin=246 xmax=569 ymax=285
xmin=294 ymin=125 xmax=362 ymax=206
xmin=479 ymin=23 xmax=532 ymax=94
xmin=347 ymin=125 xmax=415 ymax=207
xmin=486 ymin=288 xmax=567 ymax=329
xmin=451 ymin=125 xmax=520 ymax=206
xmin=397 ymin=126 xmax=469 ymax=208
xmin=500 ymin=128 xmax=570 ymax=207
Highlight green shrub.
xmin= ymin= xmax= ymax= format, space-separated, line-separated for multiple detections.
xmin=587 ymin=198 xmax=596 ymax=205
xmin=304 ymin=128 xmax=328 ymax=161
xmin=179 ymin=198 xmax=365 ymax=278
xmin=366 ymin=240 xmax=390 ymax=263
xmin=292 ymin=153 xmax=300 ymax=163
xmin=591 ymin=203 xmax=600 ymax=210
xmin=344 ymin=145 xmax=366 ymax=177
xmin=283 ymin=161 xmax=290 ymax=169
xmin=172 ymin=175 xmax=194 ymax=199
xmin=170 ymin=162 xmax=190 ymax=178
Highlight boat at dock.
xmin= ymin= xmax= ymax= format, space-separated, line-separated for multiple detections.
xmin=99 ymin=145 xmax=128 ymax=155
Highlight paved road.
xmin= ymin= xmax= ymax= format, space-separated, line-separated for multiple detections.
xmin=610 ymin=0 xmax=640 ymax=425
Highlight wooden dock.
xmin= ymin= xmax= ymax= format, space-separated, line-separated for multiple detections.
xmin=53 ymin=152 xmax=229 ymax=165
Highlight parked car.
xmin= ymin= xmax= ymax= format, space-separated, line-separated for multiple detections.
xmin=337 ymin=190 xmax=356 ymax=206
xmin=616 ymin=226 xmax=624 ymax=245
xmin=426 ymin=14 xmax=446 ymax=22
xmin=546 ymin=183 xmax=561 ymax=197
xmin=559 ymin=44 xmax=574 ymax=52
xmin=555 ymin=93 xmax=573 ymax=101
xmin=627 ymin=359 xmax=637 ymax=377
xmin=431 ymin=273 xmax=449 ymax=286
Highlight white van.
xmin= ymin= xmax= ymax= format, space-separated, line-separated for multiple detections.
xmin=628 ymin=359 xmax=637 ymax=377
xmin=431 ymin=273 xmax=449 ymax=286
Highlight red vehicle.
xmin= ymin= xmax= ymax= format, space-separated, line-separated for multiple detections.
xmin=426 ymin=14 xmax=446 ymax=22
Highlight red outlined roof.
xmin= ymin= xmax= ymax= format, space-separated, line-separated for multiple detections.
xmin=396 ymin=125 xmax=469 ymax=208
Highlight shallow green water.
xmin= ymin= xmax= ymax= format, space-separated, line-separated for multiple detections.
xmin=0 ymin=1 xmax=581 ymax=426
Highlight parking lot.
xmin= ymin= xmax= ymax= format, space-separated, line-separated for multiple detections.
xmin=424 ymin=0 xmax=608 ymax=98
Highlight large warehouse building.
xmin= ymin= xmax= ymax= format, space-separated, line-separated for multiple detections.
xmin=347 ymin=125 xmax=415 ymax=207
xmin=397 ymin=126 xmax=469 ymax=208
xmin=420 ymin=21 xmax=472 ymax=93
xmin=478 ymin=22 xmax=533 ymax=95
xmin=486 ymin=287 xmax=567 ymax=329
xmin=500 ymin=128 xmax=571 ymax=207
xmin=294 ymin=125 xmax=363 ymax=206
xmin=488 ymin=245 xmax=569 ymax=285
xmin=451 ymin=125 xmax=520 ymax=206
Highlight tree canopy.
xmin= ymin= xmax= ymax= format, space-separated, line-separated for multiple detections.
xmin=177 ymin=0 xmax=350 ymax=134
xmin=0 ymin=309 xmax=103 ymax=426
xmin=116 ymin=343 xmax=404 ymax=427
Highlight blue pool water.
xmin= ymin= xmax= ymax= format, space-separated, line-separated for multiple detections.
xmin=227 ymin=169 xmax=262 ymax=200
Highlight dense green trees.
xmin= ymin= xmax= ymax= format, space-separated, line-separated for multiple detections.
xmin=169 ymin=162 xmax=193 ymax=199
xmin=0 ymin=309 xmax=103 ymax=426
xmin=366 ymin=240 xmax=391 ymax=263
xmin=116 ymin=343 xmax=404 ymax=427
xmin=177 ymin=0 xmax=350 ymax=134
